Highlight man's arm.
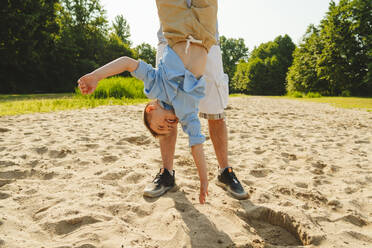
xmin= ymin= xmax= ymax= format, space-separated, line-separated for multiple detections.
xmin=78 ymin=57 xmax=139 ymax=95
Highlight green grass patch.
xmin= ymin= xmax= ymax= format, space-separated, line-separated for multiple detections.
xmin=229 ymin=93 xmax=249 ymax=97
xmin=0 ymin=96 xmax=148 ymax=116
xmin=0 ymin=93 xmax=74 ymax=101
xmin=273 ymin=95 xmax=372 ymax=111
xmin=0 ymin=77 xmax=149 ymax=116
xmin=287 ymin=91 xmax=322 ymax=98
xmin=77 ymin=76 xmax=147 ymax=99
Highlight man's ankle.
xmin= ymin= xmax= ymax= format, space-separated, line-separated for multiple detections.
xmin=162 ymin=167 xmax=174 ymax=176
xmin=219 ymin=166 xmax=231 ymax=174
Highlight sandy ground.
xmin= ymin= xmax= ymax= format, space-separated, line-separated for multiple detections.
xmin=0 ymin=96 xmax=371 ymax=248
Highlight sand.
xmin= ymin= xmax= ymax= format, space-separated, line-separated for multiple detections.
xmin=0 ymin=96 xmax=371 ymax=248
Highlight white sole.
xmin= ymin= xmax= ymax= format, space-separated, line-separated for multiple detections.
xmin=216 ymin=180 xmax=249 ymax=200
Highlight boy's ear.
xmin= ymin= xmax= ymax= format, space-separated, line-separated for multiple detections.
xmin=145 ymin=104 xmax=156 ymax=113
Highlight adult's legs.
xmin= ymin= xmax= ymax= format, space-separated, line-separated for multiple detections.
xmin=199 ymin=46 xmax=249 ymax=199
xmin=208 ymin=119 xmax=228 ymax=169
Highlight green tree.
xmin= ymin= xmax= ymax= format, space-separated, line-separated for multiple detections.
xmin=135 ymin=43 xmax=156 ymax=67
xmin=219 ymin=36 xmax=248 ymax=92
xmin=112 ymin=14 xmax=131 ymax=46
xmin=53 ymin=0 xmax=109 ymax=91
xmin=0 ymin=0 xmax=60 ymax=93
xmin=101 ymin=33 xmax=135 ymax=77
xmin=234 ymin=35 xmax=295 ymax=95
xmin=287 ymin=25 xmax=328 ymax=94
xmin=288 ymin=0 xmax=371 ymax=96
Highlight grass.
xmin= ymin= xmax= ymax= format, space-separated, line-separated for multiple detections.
xmin=0 ymin=77 xmax=148 ymax=117
xmin=231 ymin=92 xmax=371 ymax=111
xmin=87 ymin=77 xmax=147 ymax=99
xmin=0 ymin=96 xmax=148 ymax=117
xmin=287 ymin=96 xmax=372 ymax=111
xmin=1 ymin=77 xmax=371 ymax=116
xmin=0 ymin=93 xmax=74 ymax=101
xmin=268 ymin=95 xmax=372 ymax=111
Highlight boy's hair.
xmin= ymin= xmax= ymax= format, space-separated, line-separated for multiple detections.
xmin=143 ymin=103 xmax=160 ymax=138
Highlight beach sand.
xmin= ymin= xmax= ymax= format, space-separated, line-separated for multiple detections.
xmin=0 ymin=96 xmax=371 ymax=248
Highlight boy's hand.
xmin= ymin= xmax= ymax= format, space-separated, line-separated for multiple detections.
xmin=199 ymin=179 xmax=209 ymax=204
xmin=78 ymin=73 xmax=98 ymax=95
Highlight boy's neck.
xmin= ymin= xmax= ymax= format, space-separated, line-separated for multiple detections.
xmin=172 ymin=41 xmax=207 ymax=79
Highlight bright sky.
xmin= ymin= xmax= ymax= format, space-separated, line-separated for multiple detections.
xmin=100 ymin=0 xmax=339 ymax=50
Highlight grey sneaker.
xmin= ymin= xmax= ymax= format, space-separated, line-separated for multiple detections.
xmin=143 ymin=168 xmax=175 ymax=198
xmin=216 ymin=167 xmax=249 ymax=200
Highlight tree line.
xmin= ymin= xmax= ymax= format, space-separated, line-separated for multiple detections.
xmin=229 ymin=0 xmax=371 ymax=96
xmin=0 ymin=0 xmax=155 ymax=94
xmin=1 ymin=0 xmax=370 ymax=96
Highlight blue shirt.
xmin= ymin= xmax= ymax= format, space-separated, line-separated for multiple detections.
xmin=131 ymin=45 xmax=206 ymax=147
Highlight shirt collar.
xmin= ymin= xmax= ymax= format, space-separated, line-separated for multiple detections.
xmin=158 ymin=100 xmax=174 ymax=111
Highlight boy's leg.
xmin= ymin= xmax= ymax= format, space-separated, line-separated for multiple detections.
xmin=200 ymin=45 xmax=249 ymax=199
xmin=143 ymin=128 xmax=177 ymax=197
xmin=144 ymin=42 xmax=177 ymax=198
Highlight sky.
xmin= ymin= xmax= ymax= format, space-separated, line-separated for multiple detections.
xmin=100 ymin=0 xmax=339 ymax=50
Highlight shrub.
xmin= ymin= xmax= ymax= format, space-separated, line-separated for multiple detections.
xmin=75 ymin=77 xmax=146 ymax=99
xmin=341 ymin=90 xmax=351 ymax=97
xmin=306 ymin=92 xmax=322 ymax=98
xmin=288 ymin=91 xmax=303 ymax=98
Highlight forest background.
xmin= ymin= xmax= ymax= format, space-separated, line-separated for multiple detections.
xmin=1 ymin=0 xmax=370 ymax=97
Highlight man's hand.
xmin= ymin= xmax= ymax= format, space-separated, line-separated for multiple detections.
xmin=199 ymin=179 xmax=209 ymax=204
xmin=78 ymin=73 xmax=98 ymax=95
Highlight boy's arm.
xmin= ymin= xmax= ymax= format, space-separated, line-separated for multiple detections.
xmin=78 ymin=57 xmax=139 ymax=95
xmin=191 ymin=144 xmax=208 ymax=204
xmin=173 ymin=98 xmax=208 ymax=204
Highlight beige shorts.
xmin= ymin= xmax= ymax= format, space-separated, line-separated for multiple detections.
xmin=156 ymin=0 xmax=217 ymax=52
xmin=156 ymin=43 xmax=229 ymax=119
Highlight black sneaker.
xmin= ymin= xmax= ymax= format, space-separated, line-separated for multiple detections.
xmin=143 ymin=168 xmax=175 ymax=198
xmin=216 ymin=167 xmax=249 ymax=200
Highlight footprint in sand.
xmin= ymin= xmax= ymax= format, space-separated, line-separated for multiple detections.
xmin=250 ymin=169 xmax=271 ymax=178
xmin=0 ymin=192 xmax=11 ymax=199
xmin=237 ymin=205 xmax=325 ymax=246
xmin=0 ymin=160 xmax=17 ymax=167
xmin=0 ymin=169 xmax=56 ymax=180
xmin=32 ymin=146 xmax=49 ymax=155
xmin=332 ymin=214 xmax=368 ymax=227
xmin=0 ymin=169 xmax=28 ymax=180
xmin=42 ymin=215 xmax=107 ymax=235
xmin=123 ymin=171 xmax=145 ymax=184
xmin=84 ymin=143 xmax=99 ymax=149
xmin=75 ymin=244 xmax=97 ymax=248
xmin=0 ymin=128 xmax=11 ymax=133
xmin=294 ymin=182 xmax=308 ymax=189
xmin=340 ymin=230 xmax=372 ymax=245
xmin=281 ymin=152 xmax=297 ymax=161
xmin=0 ymin=179 xmax=13 ymax=187
xmin=123 ymin=135 xmax=152 ymax=145
xmin=100 ymin=171 xmax=125 ymax=180
xmin=101 ymin=155 xmax=119 ymax=163
xmin=48 ymin=149 xmax=72 ymax=159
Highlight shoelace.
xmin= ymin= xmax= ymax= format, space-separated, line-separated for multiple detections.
xmin=153 ymin=172 xmax=163 ymax=183
xmin=228 ymin=171 xmax=240 ymax=185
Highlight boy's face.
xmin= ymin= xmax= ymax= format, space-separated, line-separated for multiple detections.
xmin=148 ymin=103 xmax=178 ymax=135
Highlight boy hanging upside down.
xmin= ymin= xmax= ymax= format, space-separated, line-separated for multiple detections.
xmin=78 ymin=0 xmax=217 ymax=204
